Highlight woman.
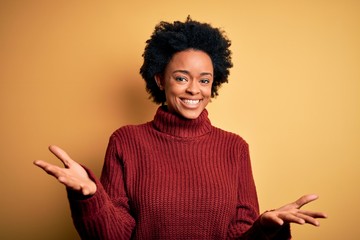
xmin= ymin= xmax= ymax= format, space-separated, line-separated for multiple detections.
xmin=34 ymin=17 xmax=326 ymax=239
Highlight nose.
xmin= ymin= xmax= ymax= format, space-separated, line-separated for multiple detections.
xmin=186 ymin=80 xmax=200 ymax=95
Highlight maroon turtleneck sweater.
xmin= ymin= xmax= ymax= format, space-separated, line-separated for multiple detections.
xmin=67 ymin=106 xmax=290 ymax=239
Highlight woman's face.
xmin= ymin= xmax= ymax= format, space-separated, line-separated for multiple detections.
xmin=155 ymin=49 xmax=214 ymax=119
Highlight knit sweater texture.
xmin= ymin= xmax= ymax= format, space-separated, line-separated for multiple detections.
xmin=67 ymin=106 xmax=291 ymax=239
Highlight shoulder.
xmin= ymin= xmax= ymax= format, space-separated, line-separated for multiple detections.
xmin=105 ymin=122 xmax=153 ymax=153
xmin=211 ymin=126 xmax=248 ymax=147
xmin=210 ymin=126 xmax=251 ymax=163
xmin=110 ymin=122 xmax=151 ymax=140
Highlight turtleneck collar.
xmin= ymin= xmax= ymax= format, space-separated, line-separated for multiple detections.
xmin=152 ymin=106 xmax=212 ymax=138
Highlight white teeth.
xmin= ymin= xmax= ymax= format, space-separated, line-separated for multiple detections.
xmin=183 ymin=99 xmax=200 ymax=105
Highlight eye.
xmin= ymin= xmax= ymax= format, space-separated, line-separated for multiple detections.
xmin=200 ymin=79 xmax=210 ymax=84
xmin=175 ymin=76 xmax=187 ymax=82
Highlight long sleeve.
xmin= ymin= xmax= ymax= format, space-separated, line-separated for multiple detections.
xmin=67 ymin=135 xmax=136 ymax=240
xmin=226 ymin=142 xmax=291 ymax=240
xmin=226 ymin=140 xmax=261 ymax=239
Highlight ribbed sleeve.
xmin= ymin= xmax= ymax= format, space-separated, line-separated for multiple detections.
xmin=67 ymin=137 xmax=136 ymax=240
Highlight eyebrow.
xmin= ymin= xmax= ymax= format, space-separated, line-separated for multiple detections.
xmin=173 ymin=70 xmax=213 ymax=76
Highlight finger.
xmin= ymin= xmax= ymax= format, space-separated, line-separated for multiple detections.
xmin=33 ymin=160 xmax=64 ymax=178
xmin=48 ymin=145 xmax=73 ymax=168
xmin=298 ymin=210 xmax=328 ymax=219
xmin=278 ymin=212 xmax=305 ymax=225
xmin=81 ymin=179 xmax=97 ymax=196
xmin=295 ymin=212 xmax=320 ymax=226
xmin=33 ymin=160 xmax=46 ymax=168
xmin=81 ymin=184 xmax=91 ymax=196
xmin=34 ymin=160 xmax=57 ymax=174
xmin=260 ymin=212 xmax=284 ymax=227
xmin=294 ymin=194 xmax=319 ymax=209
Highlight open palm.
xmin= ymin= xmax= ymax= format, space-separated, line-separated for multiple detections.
xmin=34 ymin=145 xmax=96 ymax=196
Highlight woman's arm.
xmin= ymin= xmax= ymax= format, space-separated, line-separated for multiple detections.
xmin=226 ymin=141 xmax=277 ymax=239
xmin=226 ymin=141 xmax=326 ymax=240
xmin=34 ymin=140 xmax=136 ymax=240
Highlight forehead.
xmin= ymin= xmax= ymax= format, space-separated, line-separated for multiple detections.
xmin=166 ymin=49 xmax=213 ymax=72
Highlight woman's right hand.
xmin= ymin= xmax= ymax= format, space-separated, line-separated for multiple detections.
xmin=34 ymin=145 xmax=97 ymax=196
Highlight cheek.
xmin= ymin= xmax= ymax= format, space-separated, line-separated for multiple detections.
xmin=203 ymin=87 xmax=212 ymax=98
xmin=166 ymin=83 xmax=185 ymax=96
xmin=164 ymin=86 xmax=180 ymax=101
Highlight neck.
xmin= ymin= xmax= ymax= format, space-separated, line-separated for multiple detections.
xmin=152 ymin=106 xmax=212 ymax=138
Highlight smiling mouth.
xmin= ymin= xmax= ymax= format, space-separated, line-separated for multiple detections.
xmin=181 ymin=99 xmax=200 ymax=105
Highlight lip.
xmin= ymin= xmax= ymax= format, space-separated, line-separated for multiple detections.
xmin=180 ymin=98 xmax=202 ymax=108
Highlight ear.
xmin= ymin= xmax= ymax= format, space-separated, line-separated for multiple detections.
xmin=154 ymin=74 xmax=164 ymax=90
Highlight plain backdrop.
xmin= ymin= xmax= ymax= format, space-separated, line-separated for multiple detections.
xmin=1 ymin=0 xmax=359 ymax=239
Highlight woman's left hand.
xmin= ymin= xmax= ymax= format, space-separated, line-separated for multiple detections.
xmin=260 ymin=194 xmax=327 ymax=229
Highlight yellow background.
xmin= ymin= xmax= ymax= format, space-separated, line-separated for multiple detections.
xmin=1 ymin=0 xmax=359 ymax=239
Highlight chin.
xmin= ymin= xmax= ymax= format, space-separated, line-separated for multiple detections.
xmin=179 ymin=110 xmax=202 ymax=119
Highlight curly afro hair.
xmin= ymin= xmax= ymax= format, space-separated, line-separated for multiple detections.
xmin=140 ymin=16 xmax=233 ymax=104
